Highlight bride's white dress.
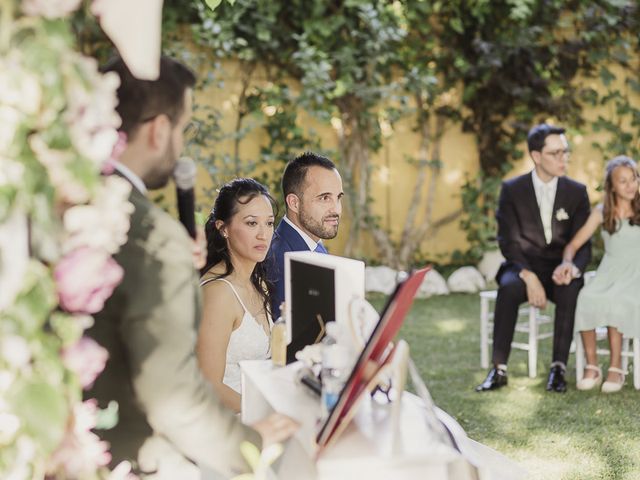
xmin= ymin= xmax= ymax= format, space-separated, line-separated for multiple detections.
xmin=200 ymin=277 xmax=270 ymax=392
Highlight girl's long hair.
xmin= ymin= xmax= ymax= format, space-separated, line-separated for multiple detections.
xmin=602 ymin=155 xmax=640 ymax=234
xmin=201 ymin=178 xmax=277 ymax=317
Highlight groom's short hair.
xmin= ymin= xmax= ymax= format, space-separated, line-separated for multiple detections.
xmin=282 ymin=152 xmax=336 ymax=205
xmin=102 ymin=56 xmax=196 ymax=139
xmin=527 ymin=123 xmax=566 ymax=153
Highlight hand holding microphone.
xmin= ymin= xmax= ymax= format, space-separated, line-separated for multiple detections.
xmin=173 ymin=157 xmax=206 ymax=270
xmin=173 ymin=157 xmax=197 ymax=239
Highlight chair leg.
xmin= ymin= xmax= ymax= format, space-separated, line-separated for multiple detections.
xmin=480 ymin=296 xmax=489 ymax=369
xmin=575 ymin=332 xmax=585 ymax=382
xmin=622 ymin=337 xmax=630 ymax=373
xmin=528 ymin=306 xmax=537 ymax=378
xmin=634 ymin=338 xmax=640 ymax=390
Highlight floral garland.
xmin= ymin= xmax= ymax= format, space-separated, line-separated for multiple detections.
xmin=0 ymin=0 xmax=136 ymax=478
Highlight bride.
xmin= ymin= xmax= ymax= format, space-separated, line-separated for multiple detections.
xmin=197 ymin=178 xmax=275 ymax=413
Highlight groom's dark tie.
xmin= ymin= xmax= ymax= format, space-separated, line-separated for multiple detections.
xmin=314 ymin=243 xmax=327 ymax=254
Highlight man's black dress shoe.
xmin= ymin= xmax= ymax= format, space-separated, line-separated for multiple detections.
xmin=475 ymin=367 xmax=508 ymax=392
xmin=546 ymin=365 xmax=567 ymax=392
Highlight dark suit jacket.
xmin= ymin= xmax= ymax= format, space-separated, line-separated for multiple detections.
xmin=86 ymin=180 xmax=260 ymax=477
xmin=267 ymin=218 xmax=312 ymax=318
xmin=495 ymin=172 xmax=591 ymax=281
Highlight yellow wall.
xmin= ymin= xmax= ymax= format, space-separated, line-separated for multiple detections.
xmin=158 ymin=57 xmax=638 ymax=261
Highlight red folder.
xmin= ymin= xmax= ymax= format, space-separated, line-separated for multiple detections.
xmin=315 ymin=266 xmax=430 ymax=452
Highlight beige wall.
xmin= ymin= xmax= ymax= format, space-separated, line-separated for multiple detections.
xmin=158 ymin=58 xmax=637 ymax=261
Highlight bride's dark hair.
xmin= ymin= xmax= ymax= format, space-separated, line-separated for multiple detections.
xmin=201 ymin=178 xmax=277 ymax=317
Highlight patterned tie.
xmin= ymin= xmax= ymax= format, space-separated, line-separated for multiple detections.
xmin=314 ymin=243 xmax=327 ymax=254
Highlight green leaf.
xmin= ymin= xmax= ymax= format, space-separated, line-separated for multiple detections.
xmin=49 ymin=312 xmax=85 ymax=347
xmin=599 ymin=66 xmax=616 ymax=87
xmin=4 ymin=261 xmax=56 ymax=335
xmin=205 ymin=0 xmax=223 ymax=11
xmin=95 ymin=401 xmax=120 ymax=430
xmin=10 ymin=380 xmax=68 ymax=455
xmin=449 ymin=17 xmax=464 ymax=34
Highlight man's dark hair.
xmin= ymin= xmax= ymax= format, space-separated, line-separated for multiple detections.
xmin=282 ymin=152 xmax=336 ymax=201
xmin=527 ymin=123 xmax=566 ymax=153
xmin=102 ymin=56 xmax=196 ymax=139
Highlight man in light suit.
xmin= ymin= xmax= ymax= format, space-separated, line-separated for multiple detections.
xmin=268 ymin=152 xmax=344 ymax=360
xmin=476 ymin=124 xmax=591 ymax=393
xmin=86 ymin=56 xmax=296 ymax=479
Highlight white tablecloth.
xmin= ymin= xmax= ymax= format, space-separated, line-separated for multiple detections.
xmin=240 ymin=360 xmax=526 ymax=480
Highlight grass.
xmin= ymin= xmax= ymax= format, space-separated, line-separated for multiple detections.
xmin=369 ymin=292 xmax=640 ymax=480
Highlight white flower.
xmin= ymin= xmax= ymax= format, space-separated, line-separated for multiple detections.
xmin=22 ymin=0 xmax=83 ymax=19
xmin=555 ymin=208 xmax=569 ymax=221
xmin=0 ymin=56 xmax=42 ymax=116
xmin=0 ymin=413 xmax=21 ymax=445
xmin=62 ymin=176 xmax=133 ymax=254
xmin=0 ymin=335 xmax=31 ymax=369
xmin=0 ymin=371 xmax=15 ymax=393
xmin=64 ymin=56 xmax=121 ymax=167
xmin=0 ymin=209 xmax=29 ymax=312
xmin=0 ymin=158 xmax=24 ymax=187
xmin=0 ymin=107 xmax=22 ymax=153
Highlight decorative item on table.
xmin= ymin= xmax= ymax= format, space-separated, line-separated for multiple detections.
xmin=270 ymin=304 xmax=287 ymax=367
xmin=320 ymin=322 xmax=350 ymax=421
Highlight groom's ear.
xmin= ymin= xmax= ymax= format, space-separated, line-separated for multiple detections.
xmin=531 ymin=150 xmax=542 ymax=166
xmin=285 ymin=193 xmax=299 ymax=214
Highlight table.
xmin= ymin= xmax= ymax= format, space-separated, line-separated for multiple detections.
xmin=240 ymin=360 xmax=526 ymax=480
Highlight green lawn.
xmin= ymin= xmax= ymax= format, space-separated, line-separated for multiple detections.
xmin=373 ymin=293 xmax=640 ymax=480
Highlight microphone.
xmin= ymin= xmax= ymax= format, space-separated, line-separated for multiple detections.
xmin=173 ymin=157 xmax=197 ymax=239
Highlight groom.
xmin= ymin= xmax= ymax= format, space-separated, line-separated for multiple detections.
xmin=268 ymin=152 xmax=344 ymax=360
xmin=476 ymin=124 xmax=591 ymax=393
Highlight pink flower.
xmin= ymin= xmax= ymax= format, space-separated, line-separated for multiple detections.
xmin=102 ymin=132 xmax=128 ymax=175
xmin=54 ymin=247 xmax=123 ymax=314
xmin=47 ymin=400 xmax=111 ymax=477
xmin=62 ymin=337 xmax=108 ymax=389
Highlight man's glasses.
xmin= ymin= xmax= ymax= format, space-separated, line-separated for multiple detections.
xmin=543 ymin=148 xmax=571 ymax=160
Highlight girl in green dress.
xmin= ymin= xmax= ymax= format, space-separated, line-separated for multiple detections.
xmin=553 ymin=156 xmax=640 ymax=393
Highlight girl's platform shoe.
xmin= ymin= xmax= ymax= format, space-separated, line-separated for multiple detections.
xmin=601 ymin=367 xmax=626 ymax=393
xmin=576 ymin=364 xmax=602 ymax=391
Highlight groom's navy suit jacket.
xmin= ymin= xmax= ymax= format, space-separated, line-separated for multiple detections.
xmin=495 ymin=172 xmax=591 ymax=281
xmin=269 ymin=219 xmax=334 ymax=362
xmin=267 ymin=219 xmax=313 ymax=318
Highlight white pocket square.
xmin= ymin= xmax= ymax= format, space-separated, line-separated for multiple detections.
xmin=555 ymin=208 xmax=569 ymax=221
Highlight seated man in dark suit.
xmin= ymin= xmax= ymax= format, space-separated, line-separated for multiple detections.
xmin=268 ymin=152 xmax=344 ymax=356
xmin=86 ymin=56 xmax=297 ymax=479
xmin=476 ymin=124 xmax=591 ymax=393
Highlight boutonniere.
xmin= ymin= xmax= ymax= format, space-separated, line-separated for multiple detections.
xmin=555 ymin=208 xmax=569 ymax=221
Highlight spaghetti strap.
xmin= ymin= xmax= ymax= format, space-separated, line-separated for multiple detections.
xmin=201 ymin=277 xmax=250 ymax=314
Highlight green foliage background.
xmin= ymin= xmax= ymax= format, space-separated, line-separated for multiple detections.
xmin=79 ymin=0 xmax=640 ymax=265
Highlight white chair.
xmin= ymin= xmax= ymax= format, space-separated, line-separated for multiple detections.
xmin=479 ymin=290 xmax=553 ymax=378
